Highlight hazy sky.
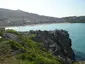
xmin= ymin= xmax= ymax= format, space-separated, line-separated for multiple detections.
xmin=0 ymin=0 xmax=85 ymax=17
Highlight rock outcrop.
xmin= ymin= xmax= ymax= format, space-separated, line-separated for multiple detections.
xmin=29 ymin=29 xmax=75 ymax=64
xmin=2 ymin=29 xmax=75 ymax=64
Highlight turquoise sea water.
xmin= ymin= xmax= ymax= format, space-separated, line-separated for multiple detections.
xmin=6 ymin=23 xmax=85 ymax=60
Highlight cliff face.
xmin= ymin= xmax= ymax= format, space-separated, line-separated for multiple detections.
xmin=1 ymin=29 xmax=75 ymax=64
xmin=29 ymin=30 xmax=75 ymax=64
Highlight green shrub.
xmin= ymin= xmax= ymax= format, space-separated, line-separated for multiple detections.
xmin=0 ymin=31 xmax=3 ymax=36
xmin=5 ymin=29 xmax=20 ymax=35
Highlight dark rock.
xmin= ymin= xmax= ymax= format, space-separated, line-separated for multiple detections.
xmin=3 ymin=33 xmax=22 ymax=44
xmin=30 ymin=29 xmax=75 ymax=64
xmin=3 ymin=33 xmax=19 ymax=40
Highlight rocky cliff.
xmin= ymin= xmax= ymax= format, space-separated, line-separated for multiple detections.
xmin=29 ymin=30 xmax=75 ymax=64
xmin=0 ymin=29 xmax=75 ymax=64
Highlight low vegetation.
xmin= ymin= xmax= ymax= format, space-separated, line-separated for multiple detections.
xmin=0 ymin=29 xmax=84 ymax=64
xmin=0 ymin=29 xmax=62 ymax=64
xmin=73 ymin=61 xmax=85 ymax=64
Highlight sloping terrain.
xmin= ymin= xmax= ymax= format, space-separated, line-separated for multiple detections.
xmin=0 ymin=8 xmax=85 ymax=26
xmin=0 ymin=8 xmax=59 ymax=26
xmin=0 ymin=29 xmax=63 ymax=64
xmin=0 ymin=29 xmax=76 ymax=64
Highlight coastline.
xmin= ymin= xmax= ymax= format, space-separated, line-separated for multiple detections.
xmin=0 ymin=22 xmax=85 ymax=28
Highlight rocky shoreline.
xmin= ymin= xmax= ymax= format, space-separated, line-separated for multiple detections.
xmin=20 ymin=29 xmax=75 ymax=64
xmin=0 ymin=29 xmax=75 ymax=64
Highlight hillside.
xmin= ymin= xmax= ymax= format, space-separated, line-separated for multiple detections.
xmin=0 ymin=8 xmax=59 ymax=26
xmin=0 ymin=29 xmax=75 ymax=64
xmin=0 ymin=8 xmax=85 ymax=26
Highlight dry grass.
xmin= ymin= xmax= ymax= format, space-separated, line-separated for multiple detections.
xmin=73 ymin=61 xmax=85 ymax=64
xmin=0 ymin=57 xmax=21 ymax=64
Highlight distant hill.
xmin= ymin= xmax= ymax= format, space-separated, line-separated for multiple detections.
xmin=0 ymin=8 xmax=85 ymax=26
